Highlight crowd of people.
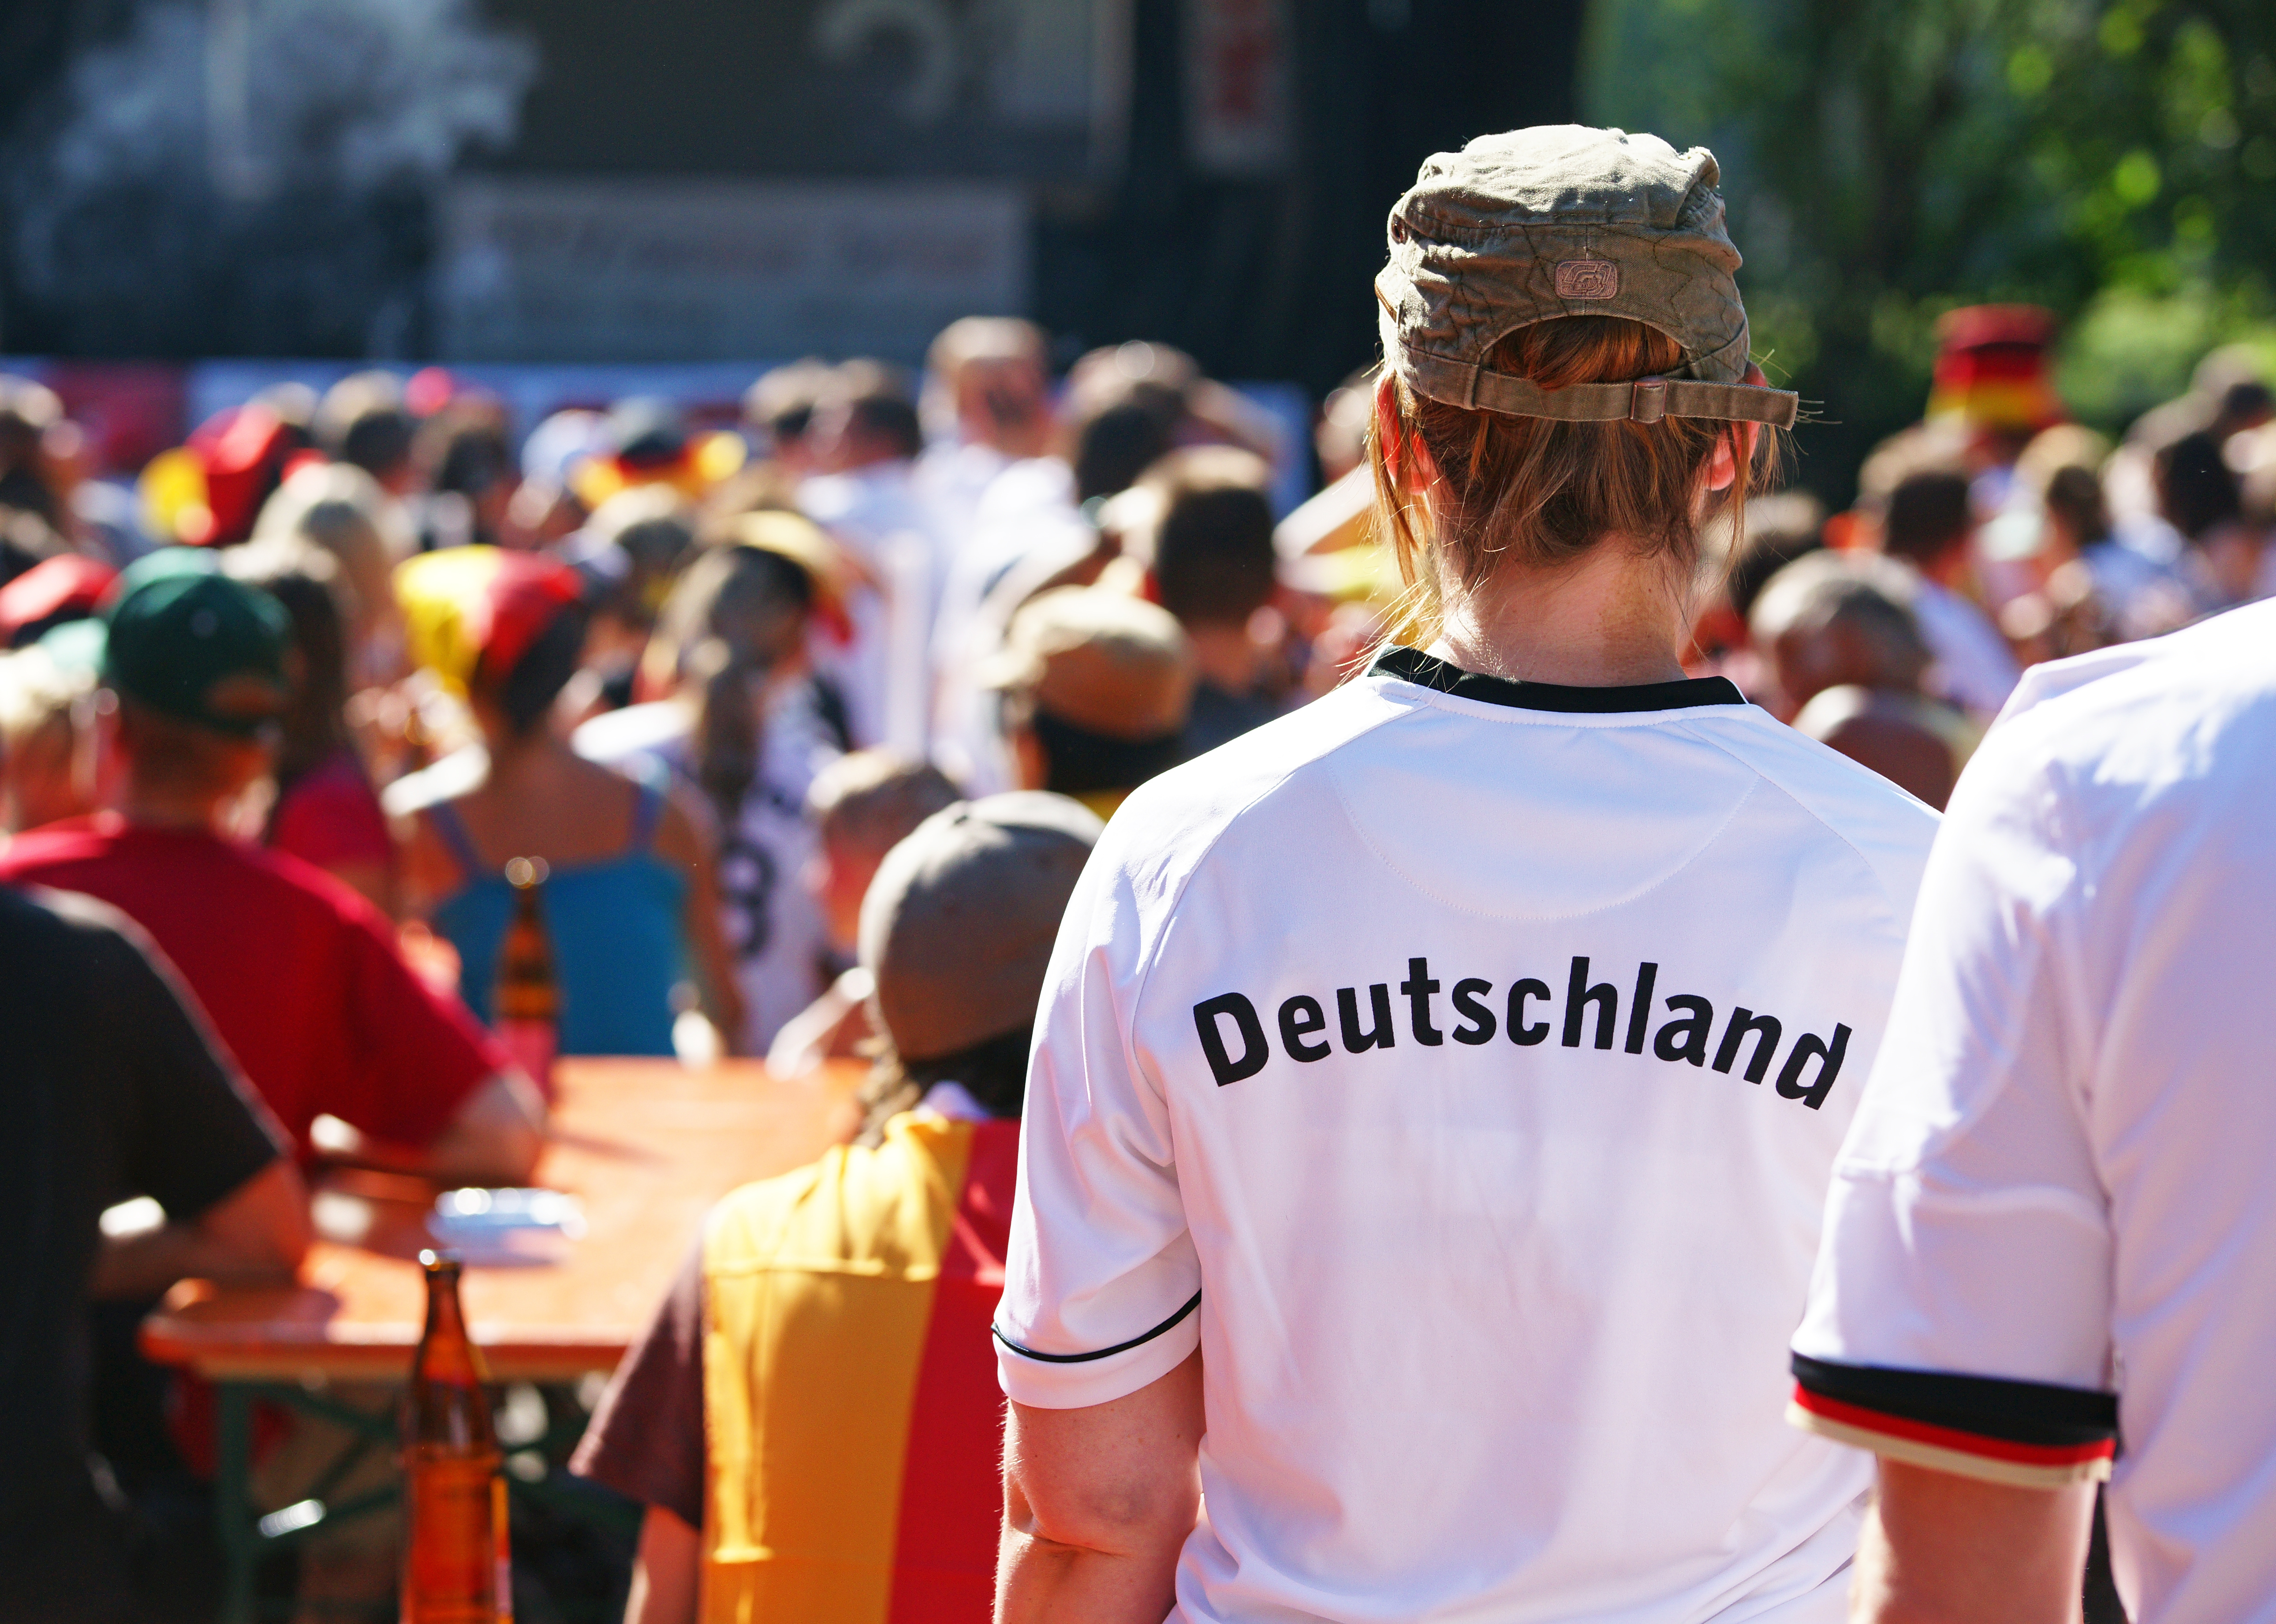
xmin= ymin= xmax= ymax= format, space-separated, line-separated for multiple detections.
xmin=6 ymin=119 xmax=2276 ymax=1624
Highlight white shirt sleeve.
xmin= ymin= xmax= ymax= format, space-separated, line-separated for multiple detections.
xmin=995 ymin=833 xmax=1204 ymax=1409
xmin=1790 ymin=717 xmax=2120 ymax=1486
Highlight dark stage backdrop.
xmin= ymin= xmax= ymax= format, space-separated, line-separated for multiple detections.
xmin=0 ymin=0 xmax=1581 ymax=395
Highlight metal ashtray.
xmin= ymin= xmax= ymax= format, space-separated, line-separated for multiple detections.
xmin=427 ymin=1187 xmax=586 ymax=1263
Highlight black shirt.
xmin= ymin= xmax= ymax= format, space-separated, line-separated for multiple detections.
xmin=0 ymin=884 xmax=283 ymax=1616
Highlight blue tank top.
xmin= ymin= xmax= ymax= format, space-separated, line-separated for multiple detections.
xmin=428 ymin=779 xmax=686 ymax=1058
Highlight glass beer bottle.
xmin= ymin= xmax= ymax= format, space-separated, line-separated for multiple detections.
xmin=401 ymin=1250 xmax=511 ymax=1624
xmin=493 ymin=856 xmax=559 ymax=1103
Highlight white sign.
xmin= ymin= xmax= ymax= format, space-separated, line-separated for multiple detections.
xmin=434 ymin=177 xmax=1030 ymax=363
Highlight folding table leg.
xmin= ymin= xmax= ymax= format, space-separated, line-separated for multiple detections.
xmin=215 ymin=1381 xmax=259 ymax=1624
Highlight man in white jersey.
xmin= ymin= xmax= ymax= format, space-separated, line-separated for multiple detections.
xmin=1790 ymin=599 xmax=2276 ymax=1624
xmin=996 ymin=125 xmax=1939 ymax=1623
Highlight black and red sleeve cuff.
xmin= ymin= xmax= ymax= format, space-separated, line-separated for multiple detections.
xmin=1788 ymin=1352 xmax=2118 ymax=1489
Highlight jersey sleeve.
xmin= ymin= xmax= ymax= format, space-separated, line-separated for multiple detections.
xmin=995 ymin=835 xmax=1202 ymax=1410
xmin=570 ymin=1235 xmax=708 ymax=1529
xmin=1789 ymin=722 xmax=2119 ymax=1487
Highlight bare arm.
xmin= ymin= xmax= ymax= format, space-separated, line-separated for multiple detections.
xmin=997 ymin=1348 xmax=1203 ymax=1624
xmin=423 ymin=1070 xmax=548 ymax=1186
xmin=90 ymin=1157 xmax=313 ymax=1299
xmin=1853 ymin=1459 xmax=2096 ymax=1624
xmin=653 ymin=789 xmax=747 ymax=1054
xmin=623 ymin=1504 xmax=701 ymax=1624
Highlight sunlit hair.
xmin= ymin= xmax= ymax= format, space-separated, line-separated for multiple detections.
xmin=1368 ymin=315 xmax=1784 ymax=642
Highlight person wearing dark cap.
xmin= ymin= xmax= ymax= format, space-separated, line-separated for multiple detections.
xmin=0 ymin=551 xmax=545 ymax=1184
xmin=997 ymin=127 xmax=1935 ymax=1622
xmin=571 ymin=791 xmax=1102 ymax=1624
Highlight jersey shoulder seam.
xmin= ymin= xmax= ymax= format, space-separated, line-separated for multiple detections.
xmin=1676 ymin=715 xmax=1933 ymax=923
xmin=1121 ymin=689 xmax=1422 ymax=1077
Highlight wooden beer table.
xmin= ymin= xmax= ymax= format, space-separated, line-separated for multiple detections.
xmin=142 ymin=1057 xmax=863 ymax=1623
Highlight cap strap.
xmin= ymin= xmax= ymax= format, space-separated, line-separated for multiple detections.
xmin=1467 ymin=370 xmax=1799 ymax=429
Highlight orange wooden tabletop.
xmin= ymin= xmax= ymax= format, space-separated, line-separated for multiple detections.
xmin=142 ymin=1056 xmax=865 ymax=1383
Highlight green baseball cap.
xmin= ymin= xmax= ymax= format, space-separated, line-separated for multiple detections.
xmin=102 ymin=549 xmax=293 ymax=737
xmin=1375 ymin=125 xmax=1798 ymax=429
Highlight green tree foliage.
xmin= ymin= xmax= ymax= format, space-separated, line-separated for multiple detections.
xmin=1584 ymin=0 xmax=2276 ymax=500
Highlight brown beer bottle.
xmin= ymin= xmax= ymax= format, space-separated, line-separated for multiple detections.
xmin=493 ymin=857 xmax=559 ymax=1103
xmin=401 ymin=1250 xmax=511 ymax=1624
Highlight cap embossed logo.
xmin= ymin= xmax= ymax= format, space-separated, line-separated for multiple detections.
xmin=1555 ymin=259 xmax=1620 ymax=300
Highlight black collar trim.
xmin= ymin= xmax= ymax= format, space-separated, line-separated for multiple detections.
xmin=1369 ymin=645 xmax=1747 ymax=715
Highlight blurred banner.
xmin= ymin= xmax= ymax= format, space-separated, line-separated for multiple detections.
xmin=432 ymin=179 xmax=1030 ymax=363
xmin=489 ymin=0 xmax=1131 ymax=184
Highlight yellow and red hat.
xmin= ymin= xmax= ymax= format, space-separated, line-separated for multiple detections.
xmin=1927 ymin=305 xmax=2065 ymax=433
xmin=395 ymin=545 xmax=584 ymax=697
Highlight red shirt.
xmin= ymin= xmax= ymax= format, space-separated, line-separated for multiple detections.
xmin=0 ymin=814 xmax=502 ymax=1155
xmin=269 ymin=748 xmax=395 ymax=876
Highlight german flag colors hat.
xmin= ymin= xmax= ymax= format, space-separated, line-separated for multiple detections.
xmin=396 ymin=545 xmax=584 ymax=697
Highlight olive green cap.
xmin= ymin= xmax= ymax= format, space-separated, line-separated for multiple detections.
xmin=1375 ymin=125 xmax=1798 ymax=428
xmin=102 ymin=549 xmax=292 ymax=737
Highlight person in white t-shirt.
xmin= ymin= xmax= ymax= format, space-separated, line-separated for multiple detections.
xmin=799 ymin=361 xmax=945 ymax=758
xmin=911 ymin=315 xmax=1054 ymax=551
xmin=1790 ymin=601 xmax=2276 ymax=1624
xmin=995 ymin=124 xmax=1940 ymax=1624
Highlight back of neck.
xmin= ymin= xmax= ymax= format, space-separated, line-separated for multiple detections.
xmin=1433 ymin=538 xmax=1689 ymax=687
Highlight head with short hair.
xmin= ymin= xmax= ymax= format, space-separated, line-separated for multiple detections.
xmin=927 ymin=317 xmax=1050 ymax=455
xmin=2156 ymin=430 xmax=2243 ymax=539
xmin=1140 ymin=446 xmax=1278 ymax=630
xmin=806 ymin=750 xmax=963 ymax=952
xmin=1369 ymin=128 xmax=1789 ymax=640
xmin=744 ymin=359 xmax=836 ymax=463
xmin=1879 ymin=469 xmax=1975 ymax=568
xmin=817 ymin=360 xmax=923 ymax=470
xmin=1750 ymin=550 xmax=1929 ymax=708
xmin=585 ymin=485 xmax=698 ymax=626
xmin=415 ymin=399 xmax=515 ymax=545
xmin=314 ymin=371 xmax=416 ymax=486
xmin=855 ymin=791 xmax=1103 ymax=1135
xmin=1069 ymin=382 xmax=1185 ymax=504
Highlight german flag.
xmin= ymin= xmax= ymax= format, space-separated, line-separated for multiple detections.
xmin=700 ymin=1113 xmax=1017 ymax=1623
xmin=1925 ymin=304 xmax=2065 ymax=433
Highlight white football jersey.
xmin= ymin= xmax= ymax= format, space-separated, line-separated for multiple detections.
xmin=1793 ymin=601 xmax=2276 ymax=1624
xmin=1000 ymin=646 xmax=1937 ymax=1624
